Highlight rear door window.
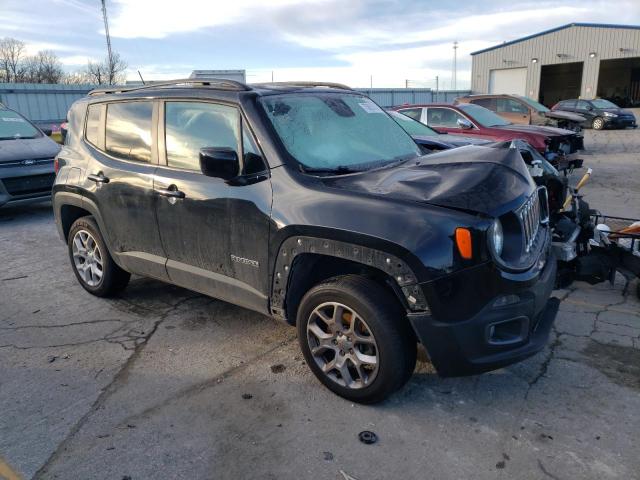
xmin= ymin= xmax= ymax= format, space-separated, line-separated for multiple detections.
xmin=472 ymin=98 xmax=496 ymax=110
xmin=497 ymin=98 xmax=528 ymax=113
xmin=105 ymin=101 xmax=153 ymax=163
xmin=575 ymin=100 xmax=591 ymax=111
xmin=398 ymin=108 xmax=423 ymax=121
xmin=426 ymin=107 xmax=466 ymax=127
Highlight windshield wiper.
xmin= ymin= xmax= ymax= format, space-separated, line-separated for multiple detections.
xmin=298 ymin=164 xmax=360 ymax=175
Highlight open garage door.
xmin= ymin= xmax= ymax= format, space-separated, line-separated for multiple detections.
xmin=489 ymin=68 xmax=527 ymax=95
xmin=598 ymin=57 xmax=640 ymax=107
xmin=539 ymin=62 xmax=583 ymax=107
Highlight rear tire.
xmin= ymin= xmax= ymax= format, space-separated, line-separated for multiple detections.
xmin=297 ymin=275 xmax=416 ymax=404
xmin=67 ymin=216 xmax=130 ymax=297
xmin=592 ymin=117 xmax=604 ymax=130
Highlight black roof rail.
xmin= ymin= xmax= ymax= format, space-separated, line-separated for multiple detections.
xmin=251 ymin=81 xmax=352 ymax=91
xmin=88 ymin=78 xmax=251 ymax=96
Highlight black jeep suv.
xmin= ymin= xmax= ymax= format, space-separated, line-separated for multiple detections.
xmin=53 ymin=79 xmax=559 ymax=403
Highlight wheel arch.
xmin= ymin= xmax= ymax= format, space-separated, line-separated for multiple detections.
xmin=270 ymin=234 xmax=429 ymax=325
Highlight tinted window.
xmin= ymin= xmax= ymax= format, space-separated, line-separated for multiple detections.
xmin=261 ymin=93 xmax=419 ymax=170
xmin=472 ymin=98 xmax=496 ymax=110
xmin=458 ymin=104 xmax=511 ymax=126
xmin=559 ymin=100 xmax=576 ymax=109
xmin=165 ymin=102 xmax=239 ymax=171
xmin=85 ymin=104 xmax=101 ymax=147
xmin=591 ymin=99 xmax=618 ymax=109
xmin=497 ymin=98 xmax=528 ymax=114
xmin=388 ymin=110 xmax=437 ymax=136
xmin=105 ymin=102 xmax=153 ymax=162
xmin=517 ymin=96 xmax=549 ymax=112
xmin=575 ymin=100 xmax=591 ymax=111
xmin=0 ymin=109 xmax=40 ymax=139
xmin=398 ymin=108 xmax=422 ymax=121
xmin=426 ymin=107 xmax=466 ymax=127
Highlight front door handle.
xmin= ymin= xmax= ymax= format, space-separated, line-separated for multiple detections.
xmin=87 ymin=173 xmax=109 ymax=184
xmin=157 ymin=186 xmax=186 ymax=199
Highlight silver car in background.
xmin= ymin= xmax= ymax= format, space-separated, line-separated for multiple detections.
xmin=0 ymin=104 xmax=60 ymax=207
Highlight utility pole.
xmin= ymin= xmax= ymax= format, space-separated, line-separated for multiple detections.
xmin=435 ymin=75 xmax=439 ymax=102
xmin=101 ymin=0 xmax=113 ymax=70
xmin=452 ymin=41 xmax=458 ymax=90
xmin=370 ymin=75 xmax=373 ymax=89
xmin=271 ymin=70 xmax=274 ymax=82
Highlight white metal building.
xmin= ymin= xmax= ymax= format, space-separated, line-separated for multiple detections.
xmin=471 ymin=23 xmax=640 ymax=106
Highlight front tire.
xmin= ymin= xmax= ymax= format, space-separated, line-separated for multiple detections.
xmin=67 ymin=216 xmax=130 ymax=297
xmin=592 ymin=117 xmax=604 ymax=130
xmin=297 ymin=275 xmax=416 ymax=404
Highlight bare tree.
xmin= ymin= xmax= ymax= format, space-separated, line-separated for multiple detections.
xmin=106 ymin=51 xmax=127 ymax=85
xmin=0 ymin=37 xmax=26 ymax=82
xmin=34 ymin=50 xmax=64 ymax=83
xmin=85 ymin=52 xmax=127 ymax=85
xmin=19 ymin=50 xmax=64 ymax=83
xmin=62 ymin=70 xmax=92 ymax=85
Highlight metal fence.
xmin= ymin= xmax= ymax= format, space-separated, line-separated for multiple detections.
xmin=0 ymin=82 xmax=472 ymax=125
xmin=0 ymin=83 xmax=93 ymax=126
xmin=355 ymin=88 xmax=471 ymax=107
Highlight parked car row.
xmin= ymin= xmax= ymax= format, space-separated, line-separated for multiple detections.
xmin=392 ymin=101 xmax=584 ymax=160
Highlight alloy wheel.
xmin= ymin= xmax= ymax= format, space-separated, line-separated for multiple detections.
xmin=593 ymin=118 xmax=604 ymax=130
xmin=306 ymin=301 xmax=379 ymax=389
xmin=71 ymin=229 xmax=104 ymax=287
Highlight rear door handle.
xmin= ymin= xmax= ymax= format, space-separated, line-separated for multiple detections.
xmin=87 ymin=173 xmax=110 ymax=184
xmin=157 ymin=186 xmax=186 ymax=199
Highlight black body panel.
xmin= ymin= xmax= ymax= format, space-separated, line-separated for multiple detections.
xmin=53 ymin=83 xmax=558 ymax=377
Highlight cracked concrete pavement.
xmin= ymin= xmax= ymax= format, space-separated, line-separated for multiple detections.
xmin=1 ymin=128 xmax=640 ymax=479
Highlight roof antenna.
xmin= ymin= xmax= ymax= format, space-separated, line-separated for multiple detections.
xmin=138 ymin=70 xmax=146 ymax=85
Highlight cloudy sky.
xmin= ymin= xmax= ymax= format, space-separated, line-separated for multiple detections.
xmin=1 ymin=0 xmax=639 ymax=87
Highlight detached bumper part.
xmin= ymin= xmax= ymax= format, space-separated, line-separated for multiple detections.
xmin=409 ymin=252 xmax=558 ymax=377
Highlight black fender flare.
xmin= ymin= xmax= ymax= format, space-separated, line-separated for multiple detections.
xmin=270 ymin=235 xmax=428 ymax=321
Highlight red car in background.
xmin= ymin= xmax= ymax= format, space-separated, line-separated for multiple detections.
xmin=393 ymin=103 xmax=584 ymax=155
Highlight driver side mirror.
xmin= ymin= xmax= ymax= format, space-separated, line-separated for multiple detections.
xmin=199 ymin=147 xmax=239 ymax=180
xmin=457 ymin=118 xmax=473 ymax=129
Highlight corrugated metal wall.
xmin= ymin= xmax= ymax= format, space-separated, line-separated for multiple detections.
xmin=355 ymin=88 xmax=471 ymax=107
xmin=0 ymin=83 xmax=471 ymax=124
xmin=0 ymin=83 xmax=93 ymax=124
xmin=471 ymin=25 xmax=640 ymax=99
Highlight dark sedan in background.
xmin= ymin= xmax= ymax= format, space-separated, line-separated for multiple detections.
xmin=393 ymin=102 xmax=584 ymax=156
xmin=0 ymin=105 xmax=60 ymax=208
xmin=551 ymin=98 xmax=637 ymax=130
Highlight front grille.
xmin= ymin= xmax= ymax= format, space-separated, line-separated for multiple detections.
xmin=0 ymin=157 xmax=54 ymax=168
xmin=1 ymin=173 xmax=55 ymax=196
xmin=518 ymin=192 xmax=541 ymax=253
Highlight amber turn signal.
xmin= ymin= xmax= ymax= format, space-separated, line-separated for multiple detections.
xmin=455 ymin=228 xmax=473 ymax=260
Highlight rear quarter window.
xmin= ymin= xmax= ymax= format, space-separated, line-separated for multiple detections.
xmin=85 ymin=104 xmax=101 ymax=147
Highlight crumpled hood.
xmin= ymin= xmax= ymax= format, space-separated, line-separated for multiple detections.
xmin=499 ymin=123 xmax=577 ymax=137
xmin=0 ymin=135 xmax=60 ymax=163
xmin=544 ymin=110 xmax=586 ymax=123
xmin=323 ymin=145 xmax=536 ymax=217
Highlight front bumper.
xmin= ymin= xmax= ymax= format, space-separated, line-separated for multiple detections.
xmin=409 ymin=249 xmax=558 ymax=377
xmin=604 ymin=116 xmax=637 ymax=128
xmin=0 ymin=162 xmax=55 ymax=207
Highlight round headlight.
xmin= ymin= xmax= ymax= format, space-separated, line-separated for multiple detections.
xmin=490 ymin=218 xmax=504 ymax=258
